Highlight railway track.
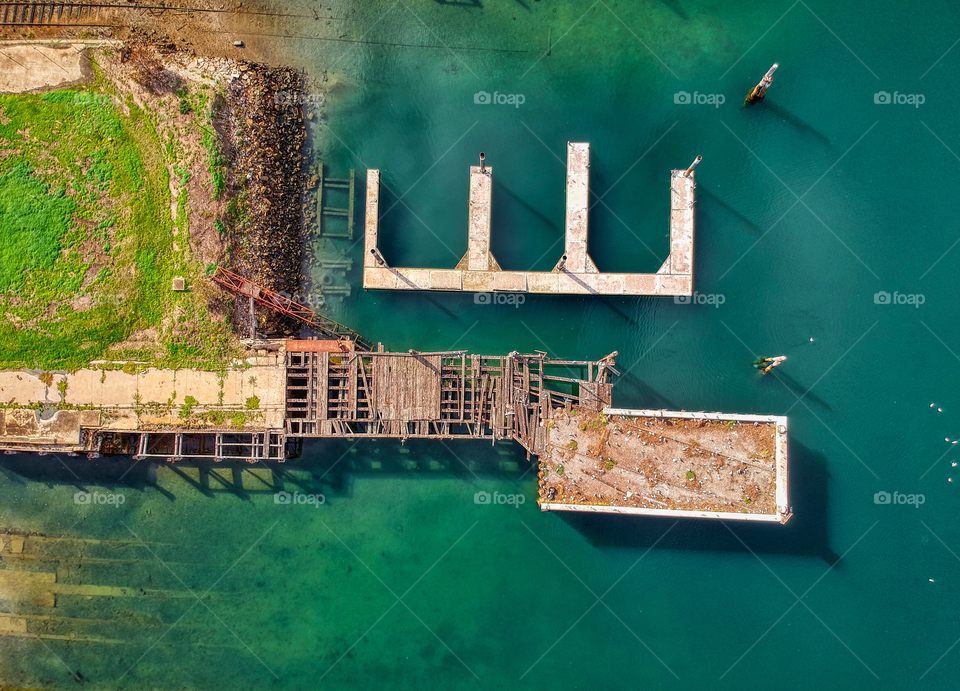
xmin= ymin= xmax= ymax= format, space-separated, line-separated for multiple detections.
xmin=1 ymin=3 xmax=102 ymax=25
xmin=0 ymin=2 xmax=314 ymax=26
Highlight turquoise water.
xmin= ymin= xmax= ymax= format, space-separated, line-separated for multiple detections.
xmin=4 ymin=1 xmax=960 ymax=688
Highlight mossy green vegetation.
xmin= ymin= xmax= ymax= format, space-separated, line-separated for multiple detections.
xmin=0 ymin=66 xmax=237 ymax=371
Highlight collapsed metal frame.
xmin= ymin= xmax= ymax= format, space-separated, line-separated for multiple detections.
xmin=84 ymin=430 xmax=298 ymax=463
xmin=211 ymin=267 xmax=373 ymax=350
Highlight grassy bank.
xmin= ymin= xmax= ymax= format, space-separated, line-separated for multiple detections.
xmin=0 ymin=61 xmax=238 ymax=371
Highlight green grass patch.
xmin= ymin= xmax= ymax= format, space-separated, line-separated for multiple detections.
xmin=0 ymin=72 xmax=238 ymax=371
xmin=0 ymin=162 xmax=77 ymax=293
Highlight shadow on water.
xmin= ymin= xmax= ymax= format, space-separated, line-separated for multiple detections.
xmin=698 ymin=188 xmax=766 ymax=235
xmin=596 ymin=297 xmax=640 ymax=328
xmin=656 ymin=0 xmax=689 ymax=20
xmin=748 ymin=100 xmax=832 ymax=148
xmin=558 ymin=440 xmax=840 ymax=565
xmin=0 ymin=437 xmax=539 ymax=500
xmin=493 ymin=179 xmax=559 ymax=239
xmin=402 ymin=291 xmax=461 ymax=320
xmin=0 ymin=440 xmax=837 ymax=564
xmin=615 ymin=374 xmax=678 ymax=410
xmin=768 ymin=369 xmax=832 ymax=412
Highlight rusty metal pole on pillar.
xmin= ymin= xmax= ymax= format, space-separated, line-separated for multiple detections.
xmin=745 ymin=63 xmax=778 ymax=105
xmin=761 ymin=355 xmax=786 ymax=375
xmin=684 ymin=156 xmax=702 ymax=178
xmin=479 ymin=152 xmax=486 ymax=174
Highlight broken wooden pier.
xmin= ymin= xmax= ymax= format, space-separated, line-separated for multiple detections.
xmin=0 ymin=343 xmax=617 ymax=463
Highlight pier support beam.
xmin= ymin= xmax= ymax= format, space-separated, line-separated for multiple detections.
xmin=362 ymin=144 xmax=696 ymax=296
xmin=462 ymin=165 xmax=498 ymax=272
xmin=557 ymin=142 xmax=598 ymax=273
xmin=363 ymin=169 xmax=381 ymax=270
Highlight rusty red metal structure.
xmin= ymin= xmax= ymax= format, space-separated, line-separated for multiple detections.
xmin=211 ymin=267 xmax=374 ymax=351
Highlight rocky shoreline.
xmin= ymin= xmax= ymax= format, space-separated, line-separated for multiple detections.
xmin=227 ymin=64 xmax=307 ymax=333
xmin=125 ymin=31 xmax=310 ymax=335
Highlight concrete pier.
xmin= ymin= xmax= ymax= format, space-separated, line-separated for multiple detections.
xmin=363 ymin=142 xmax=696 ymax=297
xmin=462 ymin=165 xmax=498 ymax=272
xmin=538 ymin=408 xmax=791 ymax=523
xmin=559 ymin=143 xmax=598 ymax=274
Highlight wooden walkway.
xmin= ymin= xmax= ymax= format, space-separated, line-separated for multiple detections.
xmin=284 ymin=349 xmax=617 ymax=457
xmin=364 ymin=142 xmax=696 ymax=296
xmin=21 ymin=345 xmax=618 ymax=463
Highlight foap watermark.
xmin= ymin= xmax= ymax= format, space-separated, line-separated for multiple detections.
xmin=276 ymin=290 xmax=325 ymax=309
xmin=274 ymin=490 xmax=325 ymax=507
xmin=874 ymin=490 xmax=925 ymax=507
xmin=73 ymin=92 xmax=114 ymax=106
xmin=74 ymin=491 xmax=125 ymax=507
xmin=874 ymin=291 xmax=924 ymax=308
xmin=475 ymin=292 xmax=525 ymax=308
xmin=674 ymin=91 xmax=725 ymax=108
xmin=674 ymin=292 xmax=725 ymax=307
xmin=874 ymin=91 xmax=924 ymax=108
xmin=274 ymin=91 xmax=326 ymax=109
xmin=474 ymin=90 xmax=525 ymax=108
xmin=474 ymin=490 xmax=525 ymax=507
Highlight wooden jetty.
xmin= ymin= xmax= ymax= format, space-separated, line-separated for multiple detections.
xmin=363 ymin=143 xmax=696 ymax=296
xmin=284 ymin=349 xmax=617 ymax=453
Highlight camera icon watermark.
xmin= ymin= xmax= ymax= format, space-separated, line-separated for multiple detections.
xmin=73 ymin=92 xmax=112 ymax=106
xmin=874 ymin=291 xmax=924 ymax=308
xmin=474 ymin=490 xmax=525 ymax=507
xmin=874 ymin=490 xmax=925 ymax=507
xmin=674 ymin=292 xmax=725 ymax=308
xmin=474 ymin=292 xmax=525 ymax=308
xmin=674 ymin=91 xmax=725 ymax=108
xmin=74 ymin=491 xmax=125 ymax=507
xmin=474 ymin=90 xmax=525 ymax=108
xmin=874 ymin=91 xmax=924 ymax=108
xmin=274 ymin=91 xmax=326 ymax=109
xmin=274 ymin=490 xmax=325 ymax=507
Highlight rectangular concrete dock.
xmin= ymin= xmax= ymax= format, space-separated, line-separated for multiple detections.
xmin=537 ymin=408 xmax=791 ymax=523
xmin=363 ymin=142 xmax=696 ymax=296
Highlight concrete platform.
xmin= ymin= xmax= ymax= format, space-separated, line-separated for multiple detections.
xmin=0 ymin=351 xmax=288 ymax=452
xmin=363 ymin=142 xmax=695 ymax=297
xmin=537 ymin=408 xmax=791 ymax=523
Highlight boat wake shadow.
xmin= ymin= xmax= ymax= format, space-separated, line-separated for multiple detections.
xmin=558 ymin=440 xmax=841 ymax=565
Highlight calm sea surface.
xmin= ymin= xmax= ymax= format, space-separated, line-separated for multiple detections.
xmin=3 ymin=1 xmax=960 ymax=688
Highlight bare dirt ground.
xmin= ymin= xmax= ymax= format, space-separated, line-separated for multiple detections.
xmin=538 ymin=410 xmax=779 ymax=515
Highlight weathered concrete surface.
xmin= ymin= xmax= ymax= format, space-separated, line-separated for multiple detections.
xmin=0 ymin=43 xmax=89 ymax=94
xmin=465 ymin=166 xmax=494 ymax=271
xmin=363 ymin=169 xmax=380 ymax=270
xmin=0 ymin=353 xmax=287 ymax=450
xmin=363 ymin=143 xmax=696 ymax=296
xmin=539 ymin=408 xmax=791 ymax=524
xmin=560 ymin=142 xmax=598 ymax=274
